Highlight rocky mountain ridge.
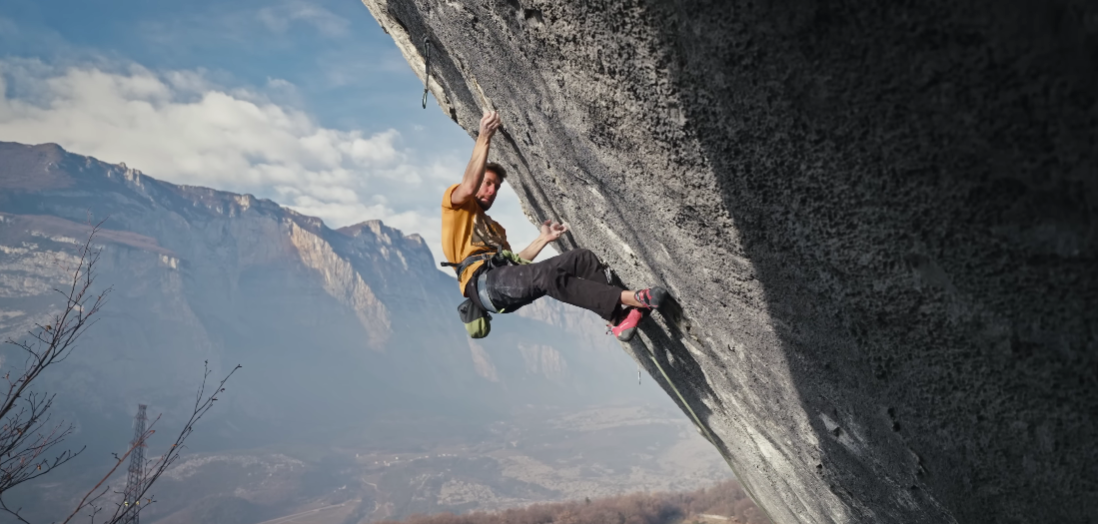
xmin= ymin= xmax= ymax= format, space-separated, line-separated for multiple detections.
xmin=0 ymin=141 xmax=647 ymax=446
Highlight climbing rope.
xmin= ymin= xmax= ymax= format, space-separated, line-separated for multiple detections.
xmin=421 ymin=37 xmax=432 ymax=109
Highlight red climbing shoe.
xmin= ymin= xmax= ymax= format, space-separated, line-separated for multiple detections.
xmin=611 ymin=307 xmax=645 ymax=342
xmin=634 ymin=286 xmax=668 ymax=310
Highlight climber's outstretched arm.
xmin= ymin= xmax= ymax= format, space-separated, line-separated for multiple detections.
xmin=451 ymin=111 xmax=501 ymax=207
xmin=518 ymin=220 xmax=567 ymax=261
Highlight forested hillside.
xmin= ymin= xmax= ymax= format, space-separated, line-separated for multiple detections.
xmin=378 ymin=480 xmax=768 ymax=524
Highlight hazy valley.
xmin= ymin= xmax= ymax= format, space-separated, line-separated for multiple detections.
xmin=0 ymin=142 xmax=729 ymax=523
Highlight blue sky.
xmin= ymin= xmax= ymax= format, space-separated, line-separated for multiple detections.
xmin=0 ymin=0 xmax=541 ymax=264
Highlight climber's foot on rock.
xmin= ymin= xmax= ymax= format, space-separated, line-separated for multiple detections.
xmin=611 ymin=307 xmax=645 ymax=342
xmin=634 ymin=286 xmax=668 ymax=310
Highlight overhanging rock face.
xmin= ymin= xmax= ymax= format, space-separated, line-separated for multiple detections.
xmin=361 ymin=1 xmax=1097 ymax=522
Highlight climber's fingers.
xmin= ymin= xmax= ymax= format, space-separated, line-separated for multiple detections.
xmin=480 ymin=110 xmax=501 ymax=134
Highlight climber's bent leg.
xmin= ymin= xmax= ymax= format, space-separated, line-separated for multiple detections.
xmin=485 ymin=252 xmax=622 ymax=320
xmin=548 ymin=248 xmax=608 ymax=282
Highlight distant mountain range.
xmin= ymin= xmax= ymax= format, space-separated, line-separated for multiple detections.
xmin=0 ymin=141 xmax=653 ymax=451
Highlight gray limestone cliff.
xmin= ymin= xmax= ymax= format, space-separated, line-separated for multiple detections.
xmin=360 ymin=1 xmax=1097 ymax=523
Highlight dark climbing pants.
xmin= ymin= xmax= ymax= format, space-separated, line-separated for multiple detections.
xmin=479 ymin=248 xmax=622 ymax=321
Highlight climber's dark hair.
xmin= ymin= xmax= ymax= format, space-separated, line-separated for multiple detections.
xmin=485 ymin=162 xmax=508 ymax=181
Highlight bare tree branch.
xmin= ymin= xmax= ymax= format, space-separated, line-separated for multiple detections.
xmin=0 ymin=222 xmax=108 ymax=507
xmin=61 ymin=362 xmax=241 ymax=524
xmin=0 ymin=220 xmax=241 ymax=524
xmin=58 ymin=417 xmax=156 ymax=524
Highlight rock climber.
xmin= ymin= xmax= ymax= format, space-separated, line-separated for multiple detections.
xmin=441 ymin=110 xmax=668 ymax=341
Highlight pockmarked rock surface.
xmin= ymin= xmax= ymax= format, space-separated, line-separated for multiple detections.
xmin=361 ymin=1 xmax=1097 ymax=523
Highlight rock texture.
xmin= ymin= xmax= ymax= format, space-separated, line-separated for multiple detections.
xmin=361 ymin=1 xmax=1097 ymax=523
xmin=0 ymin=141 xmax=647 ymax=444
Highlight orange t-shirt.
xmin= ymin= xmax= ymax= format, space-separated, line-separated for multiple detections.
xmin=441 ymin=184 xmax=511 ymax=295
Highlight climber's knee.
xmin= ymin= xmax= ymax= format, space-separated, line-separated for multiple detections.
xmin=570 ymin=247 xmax=597 ymax=259
xmin=562 ymin=248 xmax=607 ymax=281
xmin=570 ymin=248 xmax=598 ymax=264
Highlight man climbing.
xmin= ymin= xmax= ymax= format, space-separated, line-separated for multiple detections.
xmin=441 ymin=110 xmax=667 ymax=341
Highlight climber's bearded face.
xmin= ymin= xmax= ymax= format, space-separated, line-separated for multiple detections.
xmin=476 ymin=169 xmax=502 ymax=211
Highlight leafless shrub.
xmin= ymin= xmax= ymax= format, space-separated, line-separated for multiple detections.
xmin=63 ymin=361 xmax=241 ymax=524
xmin=0 ymin=222 xmax=108 ymax=505
xmin=0 ymin=223 xmax=241 ymax=524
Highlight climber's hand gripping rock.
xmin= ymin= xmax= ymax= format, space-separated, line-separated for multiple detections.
xmin=479 ymin=110 xmax=500 ymax=140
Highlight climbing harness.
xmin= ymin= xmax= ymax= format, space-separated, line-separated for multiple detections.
xmin=443 ymin=250 xmax=497 ymax=338
xmin=440 ymin=249 xmax=530 ymax=282
xmin=476 ymin=271 xmax=499 ymax=314
xmin=444 ymin=249 xmax=532 ymax=338
xmin=421 ymin=37 xmax=432 ymax=109
xmin=440 ymin=251 xmax=495 ymax=281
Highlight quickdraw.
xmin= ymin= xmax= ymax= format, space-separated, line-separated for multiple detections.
xmin=421 ymin=37 xmax=432 ymax=109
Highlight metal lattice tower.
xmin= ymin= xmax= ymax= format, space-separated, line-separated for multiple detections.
xmin=121 ymin=404 xmax=147 ymax=524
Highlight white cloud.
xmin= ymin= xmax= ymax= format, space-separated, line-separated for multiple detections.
xmin=0 ymin=61 xmax=439 ymax=255
xmin=258 ymin=1 xmax=350 ymax=38
xmin=0 ymin=59 xmax=548 ymax=267
xmin=266 ymin=77 xmax=296 ymax=90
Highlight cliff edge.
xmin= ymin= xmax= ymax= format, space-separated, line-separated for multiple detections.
xmin=360 ymin=1 xmax=1097 ymax=523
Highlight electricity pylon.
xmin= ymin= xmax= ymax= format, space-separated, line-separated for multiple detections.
xmin=121 ymin=404 xmax=147 ymax=524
